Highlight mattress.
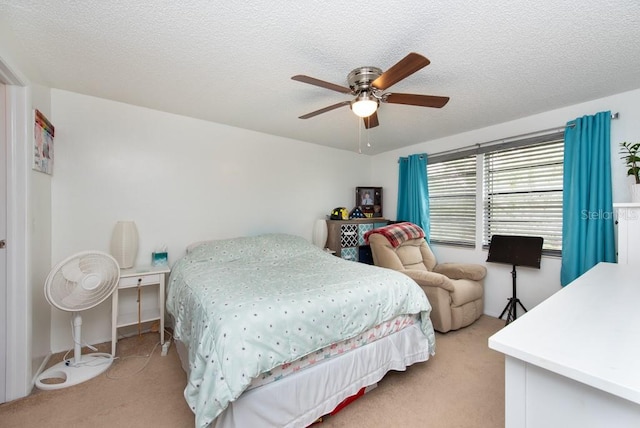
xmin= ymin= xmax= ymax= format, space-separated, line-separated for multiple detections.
xmin=248 ymin=313 xmax=419 ymax=390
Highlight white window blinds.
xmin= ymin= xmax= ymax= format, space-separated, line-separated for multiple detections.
xmin=427 ymin=155 xmax=477 ymax=246
xmin=483 ymin=139 xmax=564 ymax=252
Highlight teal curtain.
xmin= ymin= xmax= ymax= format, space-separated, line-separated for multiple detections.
xmin=397 ymin=154 xmax=430 ymax=241
xmin=560 ymin=111 xmax=616 ymax=286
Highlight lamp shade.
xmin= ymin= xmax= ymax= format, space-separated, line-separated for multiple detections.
xmin=312 ymin=219 xmax=328 ymax=249
xmin=351 ymin=99 xmax=378 ymax=118
xmin=351 ymin=91 xmax=379 ymax=118
xmin=110 ymin=221 xmax=138 ymax=269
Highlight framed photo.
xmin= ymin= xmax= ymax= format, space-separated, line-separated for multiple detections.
xmin=356 ymin=187 xmax=383 ymax=218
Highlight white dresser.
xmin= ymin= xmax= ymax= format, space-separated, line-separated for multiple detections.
xmin=615 ymin=202 xmax=640 ymax=264
xmin=489 ymin=263 xmax=640 ymax=428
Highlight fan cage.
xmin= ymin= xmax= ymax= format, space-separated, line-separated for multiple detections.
xmin=45 ymin=251 xmax=121 ymax=312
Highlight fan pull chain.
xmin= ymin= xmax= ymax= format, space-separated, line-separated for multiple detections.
xmin=358 ymin=117 xmax=362 ymax=154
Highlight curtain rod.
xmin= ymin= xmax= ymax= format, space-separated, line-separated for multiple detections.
xmin=567 ymin=111 xmax=619 ymax=129
xmin=426 ymin=111 xmax=619 ymax=158
xmin=425 ymin=126 xmax=564 ymax=159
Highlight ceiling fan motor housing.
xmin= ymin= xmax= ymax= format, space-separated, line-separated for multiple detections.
xmin=347 ymin=66 xmax=382 ymax=92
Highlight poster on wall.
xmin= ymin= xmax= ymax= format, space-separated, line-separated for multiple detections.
xmin=33 ymin=109 xmax=54 ymax=175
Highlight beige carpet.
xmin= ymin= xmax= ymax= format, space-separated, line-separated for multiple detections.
xmin=322 ymin=315 xmax=506 ymax=428
xmin=0 ymin=315 xmax=505 ymax=427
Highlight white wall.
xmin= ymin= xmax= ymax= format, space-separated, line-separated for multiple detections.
xmin=50 ymin=90 xmax=371 ymax=352
xmin=372 ymin=88 xmax=640 ymax=317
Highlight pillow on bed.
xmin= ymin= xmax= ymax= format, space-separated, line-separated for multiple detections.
xmin=185 ymin=233 xmax=319 ymax=263
xmin=185 ymin=240 xmax=210 ymax=254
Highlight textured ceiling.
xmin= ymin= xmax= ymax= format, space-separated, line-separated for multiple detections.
xmin=1 ymin=1 xmax=640 ymax=154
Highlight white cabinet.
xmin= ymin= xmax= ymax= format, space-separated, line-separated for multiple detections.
xmin=614 ymin=203 xmax=640 ymax=264
xmin=489 ymin=263 xmax=640 ymax=428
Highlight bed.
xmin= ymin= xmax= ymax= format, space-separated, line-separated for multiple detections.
xmin=166 ymin=233 xmax=436 ymax=427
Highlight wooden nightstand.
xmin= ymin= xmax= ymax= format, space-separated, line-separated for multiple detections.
xmin=111 ymin=265 xmax=171 ymax=356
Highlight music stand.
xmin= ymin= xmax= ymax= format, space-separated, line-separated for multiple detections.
xmin=487 ymin=235 xmax=543 ymax=325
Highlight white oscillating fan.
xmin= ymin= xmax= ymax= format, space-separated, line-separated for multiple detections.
xmin=35 ymin=251 xmax=120 ymax=390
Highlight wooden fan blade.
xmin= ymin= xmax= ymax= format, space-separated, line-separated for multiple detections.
xmin=364 ymin=111 xmax=379 ymax=129
xmin=384 ymin=93 xmax=450 ymax=108
xmin=299 ymin=101 xmax=351 ymax=119
xmin=291 ymin=75 xmax=352 ymax=94
xmin=371 ymin=52 xmax=431 ymax=90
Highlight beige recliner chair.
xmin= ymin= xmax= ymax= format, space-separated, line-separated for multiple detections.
xmin=368 ymin=232 xmax=486 ymax=333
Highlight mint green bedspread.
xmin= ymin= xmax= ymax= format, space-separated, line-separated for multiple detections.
xmin=166 ymin=234 xmax=435 ymax=427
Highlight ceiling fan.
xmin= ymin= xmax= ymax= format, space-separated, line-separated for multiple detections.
xmin=292 ymin=52 xmax=449 ymax=129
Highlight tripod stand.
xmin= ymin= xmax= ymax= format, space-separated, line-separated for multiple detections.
xmin=498 ymin=264 xmax=528 ymax=325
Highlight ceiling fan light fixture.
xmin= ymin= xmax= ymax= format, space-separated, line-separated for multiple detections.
xmin=351 ymin=93 xmax=379 ymax=118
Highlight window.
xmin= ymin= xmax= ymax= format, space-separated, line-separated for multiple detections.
xmin=427 ymin=132 xmax=564 ymax=254
xmin=427 ymin=155 xmax=476 ymax=246
xmin=483 ymin=140 xmax=564 ymax=253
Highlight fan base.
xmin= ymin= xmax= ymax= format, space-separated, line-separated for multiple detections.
xmin=35 ymin=353 xmax=113 ymax=390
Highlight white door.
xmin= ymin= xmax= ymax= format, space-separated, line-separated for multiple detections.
xmin=0 ymin=82 xmax=7 ymax=404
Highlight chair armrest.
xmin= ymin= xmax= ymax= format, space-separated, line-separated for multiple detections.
xmin=433 ymin=263 xmax=487 ymax=281
xmin=402 ymin=269 xmax=455 ymax=292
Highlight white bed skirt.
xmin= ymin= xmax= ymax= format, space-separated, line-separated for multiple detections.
xmin=176 ymin=323 xmax=430 ymax=428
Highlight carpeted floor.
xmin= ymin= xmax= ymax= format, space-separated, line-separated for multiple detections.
xmin=321 ymin=315 xmax=506 ymax=428
xmin=0 ymin=315 xmax=505 ymax=427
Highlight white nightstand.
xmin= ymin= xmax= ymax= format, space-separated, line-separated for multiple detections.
xmin=111 ymin=265 xmax=171 ymax=356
